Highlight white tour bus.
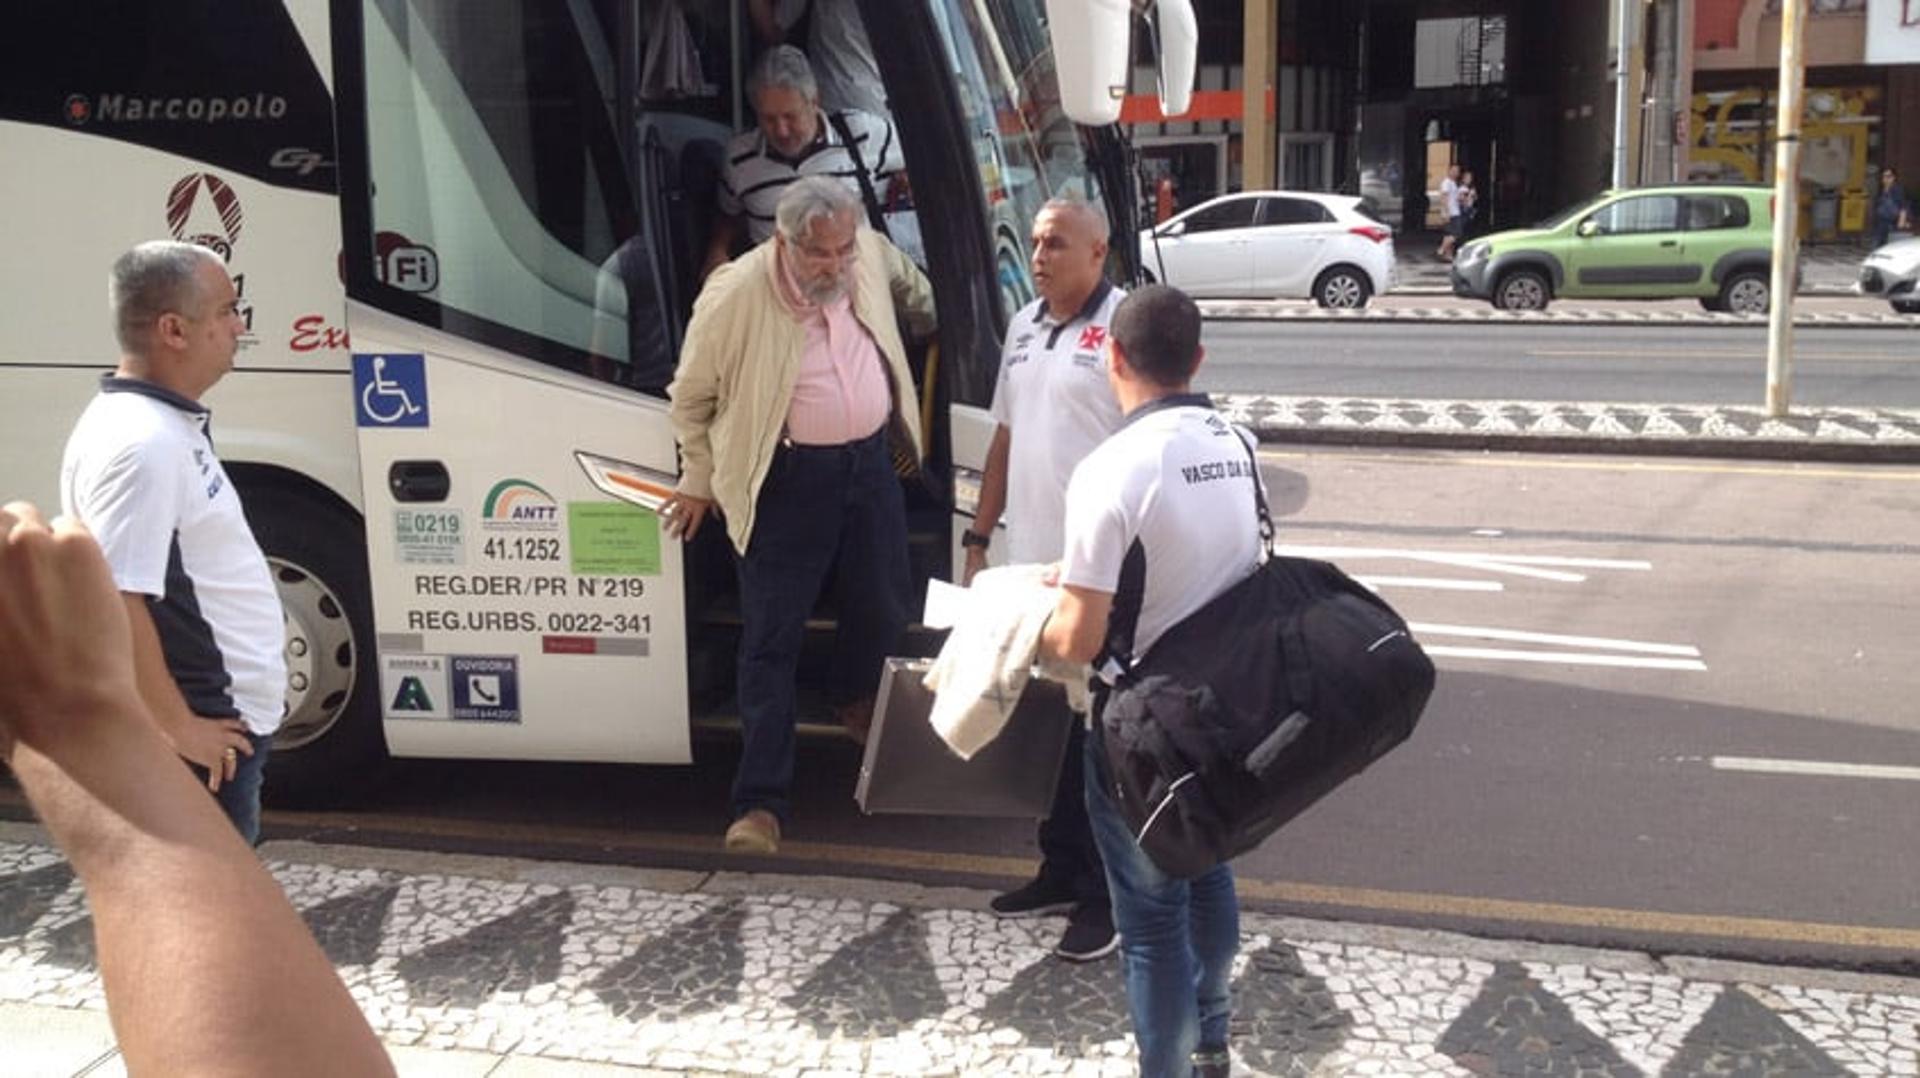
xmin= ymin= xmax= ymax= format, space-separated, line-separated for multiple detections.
xmin=0 ymin=0 xmax=1194 ymax=803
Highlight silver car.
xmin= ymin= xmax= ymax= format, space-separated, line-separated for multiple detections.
xmin=1856 ymin=236 xmax=1920 ymax=315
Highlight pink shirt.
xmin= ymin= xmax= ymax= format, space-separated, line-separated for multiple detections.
xmin=775 ymin=251 xmax=891 ymax=445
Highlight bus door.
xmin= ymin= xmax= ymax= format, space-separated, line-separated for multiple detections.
xmin=335 ymin=1 xmax=691 ymax=764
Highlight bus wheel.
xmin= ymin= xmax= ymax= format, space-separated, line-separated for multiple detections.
xmin=244 ymin=486 xmax=387 ymax=806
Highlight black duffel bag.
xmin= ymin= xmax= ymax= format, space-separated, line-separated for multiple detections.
xmin=1098 ymin=438 xmax=1436 ymax=879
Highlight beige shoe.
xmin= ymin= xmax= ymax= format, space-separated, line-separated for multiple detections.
xmin=724 ymin=809 xmax=781 ymax=854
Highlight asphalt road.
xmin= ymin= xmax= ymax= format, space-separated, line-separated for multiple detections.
xmin=10 ymin=446 xmax=1885 ymax=974
xmin=1196 ymin=316 xmax=1920 ymax=408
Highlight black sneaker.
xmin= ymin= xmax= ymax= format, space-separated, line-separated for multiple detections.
xmin=1054 ymin=905 xmax=1119 ymax=962
xmin=1191 ymin=1047 xmax=1232 ymax=1077
xmin=989 ymin=876 xmax=1077 ymax=919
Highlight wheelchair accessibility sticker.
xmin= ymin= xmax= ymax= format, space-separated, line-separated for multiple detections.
xmin=353 ymin=353 xmax=430 ymax=428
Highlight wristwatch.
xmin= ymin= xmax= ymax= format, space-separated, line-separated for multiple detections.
xmin=961 ymin=529 xmax=992 ymax=550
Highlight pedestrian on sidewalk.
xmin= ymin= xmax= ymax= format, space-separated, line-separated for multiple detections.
xmin=665 ymin=177 xmax=936 ymax=856
xmin=1459 ymin=168 xmax=1481 ymax=241
xmin=964 ymin=197 xmax=1125 ymax=963
xmin=59 ymin=240 xmax=282 ymax=843
xmin=1870 ymin=166 xmax=1911 ymax=250
xmin=1039 ymin=284 xmax=1264 ymax=1078
xmin=1436 ymin=164 xmax=1464 ymax=261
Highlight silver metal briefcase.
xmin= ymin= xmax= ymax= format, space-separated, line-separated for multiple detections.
xmin=854 ymin=657 xmax=1075 ymax=818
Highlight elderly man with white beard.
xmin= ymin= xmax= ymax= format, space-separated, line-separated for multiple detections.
xmin=665 ymin=176 xmax=936 ymax=854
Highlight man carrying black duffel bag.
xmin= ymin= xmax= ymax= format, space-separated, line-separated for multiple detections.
xmin=1038 ymin=284 xmax=1262 ymax=1078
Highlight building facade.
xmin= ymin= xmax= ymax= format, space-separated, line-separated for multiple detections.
xmin=1122 ymin=0 xmax=1920 ymax=243
xmin=1687 ymin=0 xmax=1920 ymax=242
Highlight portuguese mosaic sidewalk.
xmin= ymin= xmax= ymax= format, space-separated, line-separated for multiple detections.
xmin=4 ymin=828 xmax=1917 ymax=1077
xmin=1211 ymin=395 xmax=1920 ymax=463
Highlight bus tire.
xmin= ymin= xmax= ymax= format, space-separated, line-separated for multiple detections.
xmin=242 ymin=484 xmax=387 ymax=807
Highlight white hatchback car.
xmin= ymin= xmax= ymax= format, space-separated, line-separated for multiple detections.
xmin=1856 ymin=236 xmax=1920 ymax=314
xmin=1140 ymin=191 xmax=1396 ymax=308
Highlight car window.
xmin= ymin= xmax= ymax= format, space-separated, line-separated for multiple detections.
xmin=1589 ymin=195 xmax=1682 ymax=235
xmin=1260 ymin=197 xmax=1334 ymax=226
xmin=1684 ymin=195 xmax=1752 ymax=231
xmin=1181 ymin=198 xmax=1260 ymax=234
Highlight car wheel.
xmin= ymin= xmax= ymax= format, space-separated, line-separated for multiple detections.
xmin=1720 ymin=271 xmax=1771 ymax=315
xmin=240 ymin=484 xmax=388 ymax=807
xmin=1493 ymin=269 xmax=1550 ymax=311
xmin=1892 ymin=299 xmax=1920 ymax=315
xmin=1313 ymin=266 xmax=1372 ymax=309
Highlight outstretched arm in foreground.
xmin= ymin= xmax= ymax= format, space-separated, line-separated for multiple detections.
xmin=0 ymin=501 xmax=394 ymax=1078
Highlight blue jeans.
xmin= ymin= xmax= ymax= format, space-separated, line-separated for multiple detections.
xmin=188 ymin=729 xmax=273 ymax=845
xmin=1085 ymin=730 xmax=1238 ymax=1077
xmin=733 ymin=428 xmax=907 ymax=822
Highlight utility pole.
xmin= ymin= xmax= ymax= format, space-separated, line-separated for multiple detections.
xmin=1766 ymin=0 xmax=1807 ymax=417
xmin=1243 ymin=0 xmax=1278 ymax=190
xmin=1611 ymin=0 xmax=1636 ymax=188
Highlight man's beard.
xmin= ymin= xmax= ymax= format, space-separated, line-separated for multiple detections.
xmin=799 ymin=269 xmax=849 ymax=305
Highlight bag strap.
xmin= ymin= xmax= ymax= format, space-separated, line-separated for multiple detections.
xmin=1235 ymin=429 xmax=1274 ymax=554
xmin=1097 ymin=539 xmax=1147 ymax=680
xmin=827 ymin=111 xmax=891 ymax=237
xmin=1238 ymin=430 xmax=1313 ymax=707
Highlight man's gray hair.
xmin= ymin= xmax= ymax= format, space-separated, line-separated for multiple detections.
xmin=109 ymin=240 xmax=223 ymax=353
xmin=775 ymin=176 xmax=862 ymax=242
xmin=749 ymin=44 xmax=819 ymax=104
xmin=1040 ymin=196 xmax=1111 ymax=243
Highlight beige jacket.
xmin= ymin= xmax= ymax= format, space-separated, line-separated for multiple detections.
xmin=668 ymin=229 xmax=936 ymax=554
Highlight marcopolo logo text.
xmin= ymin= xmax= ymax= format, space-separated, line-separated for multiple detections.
xmin=65 ymin=92 xmax=289 ymax=126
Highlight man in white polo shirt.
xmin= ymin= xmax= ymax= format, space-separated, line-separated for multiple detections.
xmin=61 ymin=240 xmax=284 ymax=843
xmin=1040 ymin=284 xmax=1265 ymax=1078
xmin=961 ymin=197 xmax=1124 ymax=962
xmin=702 ymin=45 xmax=902 ymax=276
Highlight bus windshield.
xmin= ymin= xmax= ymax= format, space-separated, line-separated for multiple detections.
xmin=924 ymin=0 xmax=1110 ymax=323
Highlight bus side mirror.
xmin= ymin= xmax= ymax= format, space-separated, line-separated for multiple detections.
xmin=1047 ymin=0 xmax=1197 ymax=126
xmin=1154 ymin=0 xmax=1198 ymax=118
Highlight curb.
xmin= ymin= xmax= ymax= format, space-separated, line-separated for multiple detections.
xmin=1214 ymin=396 xmax=1920 ymax=464
xmin=1388 ymin=284 xmax=1861 ymax=299
xmin=1201 ymin=303 xmax=1916 ymax=328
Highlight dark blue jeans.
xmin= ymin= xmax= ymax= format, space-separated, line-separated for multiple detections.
xmin=733 ymin=428 xmax=908 ymax=822
xmin=1085 ymin=729 xmax=1238 ymax=1077
xmin=188 ymin=729 xmax=273 ymax=845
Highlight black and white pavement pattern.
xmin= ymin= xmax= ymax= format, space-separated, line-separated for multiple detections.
xmin=1212 ymin=396 xmax=1920 ymax=458
xmin=3 ymin=837 xmax=1916 ymax=1076
xmin=1198 ymin=303 xmax=1920 ymax=327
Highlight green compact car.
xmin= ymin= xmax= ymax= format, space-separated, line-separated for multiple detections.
xmin=1450 ymin=184 xmax=1779 ymax=313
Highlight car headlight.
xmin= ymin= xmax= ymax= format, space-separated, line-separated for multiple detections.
xmin=1456 ymin=243 xmax=1489 ymax=266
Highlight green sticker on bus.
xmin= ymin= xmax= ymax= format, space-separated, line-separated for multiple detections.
xmin=567 ymin=502 xmax=660 ymax=576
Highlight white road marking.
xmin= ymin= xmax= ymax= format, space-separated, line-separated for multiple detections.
xmin=1355 ymin=576 xmax=1505 ymax=592
xmin=1709 ymin=756 xmax=1920 ymax=782
xmin=1281 ymin=544 xmax=1706 ymax=671
xmin=1410 ymin=622 xmax=1701 ymax=657
xmin=1280 ymin=545 xmax=1654 ymax=571
xmin=1426 ymin=646 xmax=1708 ymax=671
xmin=1279 ymin=545 xmax=1653 ymax=584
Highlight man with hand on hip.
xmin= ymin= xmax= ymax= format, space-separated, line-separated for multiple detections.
xmin=61 ymin=240 xmax=285 ymax=843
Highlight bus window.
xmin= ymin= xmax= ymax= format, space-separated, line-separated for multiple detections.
xmin=925 ymin=0 xmax=1110 ymax=406
xmin=355 ymin=1 xmax=673 ymax=394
